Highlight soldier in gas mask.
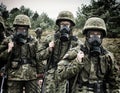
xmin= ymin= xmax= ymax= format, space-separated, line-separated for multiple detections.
xmin=55 ymin=17 xmax=120 ymax=93
xmin=55 ymin=11 xmax=76 ymax=42
xmin=12 ymin=15 xmax=30 ymax=45
xmin=35 ymin=27 xmax=43 ymax=42
xmin=83 ymin=17 xmax=106 ymax=57
xmin=4 ymin=14 xmax=41 ymax=93
xmin=37 ymin=11 xmax=80 ymax=93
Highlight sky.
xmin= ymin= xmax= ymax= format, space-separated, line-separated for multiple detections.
xmin=0 ymin=0 xmax=91 ymax=19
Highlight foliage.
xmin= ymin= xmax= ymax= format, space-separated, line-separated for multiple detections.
xmin=20 ymin=5 xmax=33 ymax=17
xmin=75 ymin=7 xmax=86 ymax=29
xmin=0 ymin=3 xmax=55 ymax=30
xmin=32 ymin=11 xmax=39 ymax=21
xmin=0 ymin=3 xmax=9 ymax=25
xmin=76 ymin=0 xmax=120 ymax=37
xmin=31 ymin=12 xmax=55 ymax=30
xmin=1 ymin=1 xmax=120 ymax=37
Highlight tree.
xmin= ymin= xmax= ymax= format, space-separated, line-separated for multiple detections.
xmin=0 ymin=3 xmax=7 ymax=13
xmin=75 ymin=7 xmax=86 ymax=29
xmin=76 ymin=0 xmax=120 ymax=37
xmin=0 ymin=3 xmax=9 ymax=20
xmin=1 ymin=3 xmax=55 ymax=30
xmin=20 ymin=5 xmax=33 ymax=17
xmin=7 ymin=8 xmax=21 ymax=27
xmin=32 ymin=11 xmax=39 ymax=21
xmin=31 ymin=12 xmax=54 ymax=30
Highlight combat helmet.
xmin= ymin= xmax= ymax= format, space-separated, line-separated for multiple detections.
xmin=82 ymin=17 xmax=107 ymax=37
xmin=13 ymin=14 xmax=31 ymax=28
xmin=56 ymin=11 xmax=75 ymax=26
xmin=35 ymin=27 xmax=42 ymax=32
xmin=0 ymin=16 xmax=5 ymax=30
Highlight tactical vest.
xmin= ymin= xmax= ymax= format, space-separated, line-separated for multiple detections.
xmin=7 ymin=37 xmax=38 ymax=80
xmin=10 ymin=37 xmax=37 ymax=69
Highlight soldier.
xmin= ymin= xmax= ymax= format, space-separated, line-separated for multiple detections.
xmin=37 ymin=11 xmax=79 ymax=93
xmin=35 ymin=27 xmax=43 ymax=42
xmin=0 ymin=16 xmax=8 ymax=93
xmin=56 ymin=17 xmax=120 ymax=93
xmin=5 ymin=14 xmax=41 ymax=93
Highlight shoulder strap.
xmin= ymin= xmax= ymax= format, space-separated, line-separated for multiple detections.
xmin=71 ymin=73 xmax=79 ymax=93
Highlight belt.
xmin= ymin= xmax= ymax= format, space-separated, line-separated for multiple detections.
xmin=21 ymin=59 xmax=32 ymax=64
xmin=13 ymin=59 xmax=32 ymax=64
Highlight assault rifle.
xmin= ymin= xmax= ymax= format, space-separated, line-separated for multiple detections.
xmin=0 ymin=66 xmax=7 ymax=93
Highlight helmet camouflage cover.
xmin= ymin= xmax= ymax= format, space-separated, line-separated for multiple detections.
xmin=82 ymin=17 xmax=107 ymax=37
xmin=0 ymin=16 xmax=5 ymax=30
xmin=56 ymin=11 xmax=75 ymax=26
xmin=35 ymin=27 xmax=42 ymax=32
xmin=13 ymin=14 xmax=31 ymax=28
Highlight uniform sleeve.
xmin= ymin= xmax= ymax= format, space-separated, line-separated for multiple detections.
xmin=56 ymin=58 xmax=84 ymax=82
xmin=63 ymin=40 xmax=84 ymax=60
xmin=106 ymin=52 xmax=120 ymax=92
xmin=36 ymin=35 xmax=54 ymax=60
xmin=0 ymin=40 xmax=10 ymax=61
xmin=63 ymin=45 xmax=80 ymax=60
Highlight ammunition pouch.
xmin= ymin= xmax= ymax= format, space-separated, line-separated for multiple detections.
xmin=11 ymin=58 xmax=34 ymax=69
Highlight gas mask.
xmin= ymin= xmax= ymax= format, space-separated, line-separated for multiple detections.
xmin=87 ymin=35 xmax=102 ymax=56
xmin=14 ymin=28 xmax=28 ymax=45
xmin=59 ymin=26 xmax=71 ymax=42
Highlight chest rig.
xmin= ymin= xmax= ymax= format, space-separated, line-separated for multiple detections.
xmin=10 ymin=38 xmax=37 ymax=69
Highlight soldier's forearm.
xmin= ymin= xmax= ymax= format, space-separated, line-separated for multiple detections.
xmin=57 ymin=59 xmax=84 ymax=81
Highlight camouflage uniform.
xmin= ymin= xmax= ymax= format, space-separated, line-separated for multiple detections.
xmin=56 ymin=17 xmax=120 ymax=93
xmin=37 ymin=11 xmax=79 ymax=93
xmin=0 ymin=16 xmax=8 ymax=93
xmin=35 ymin=27 xmax=43 ymax=42
xmin=4 ymin=14 xmax=41 ymax=93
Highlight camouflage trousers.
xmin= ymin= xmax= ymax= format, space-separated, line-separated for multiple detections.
xmin=72 ymin=85 xmax=108 ymax=93
xmin=41 ymin=69 xmax=69 ymax=93
xmin=41 ymin=69 xmax=56 ymax=93
xmin=7 ymin=79 xmax=41 ymax=93
xmin=56 ymin=80 xmax=69 ymax=93
xmin=73 ymin=86 xmax=95 ymax=93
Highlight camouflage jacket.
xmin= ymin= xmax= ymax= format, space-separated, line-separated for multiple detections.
xmin=2 ymin=35 xmax=44 ymax=81
xmin=0 ymin=38 xmax=9 ymax=70
xmin=56 ymin=45 xmax=119 ymax=93
xmin=36 ymin=32 xmax=79 ymax=70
